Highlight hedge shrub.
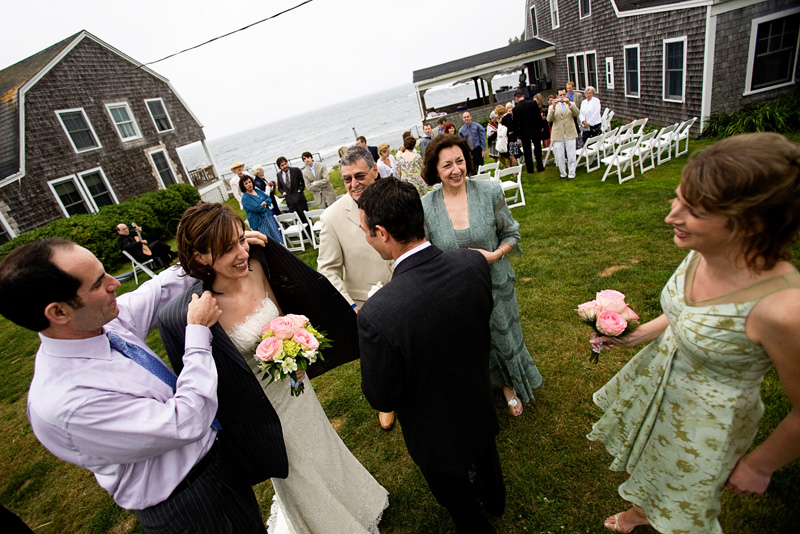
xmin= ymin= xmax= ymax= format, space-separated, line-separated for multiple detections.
xmin=0 ymin=183 xmax=200 ymax=269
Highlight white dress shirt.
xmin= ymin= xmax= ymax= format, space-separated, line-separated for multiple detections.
xmin=27 ymin=266 xmax=217 ymax=510
xmin=376 ymin=155 xmax=397 ymax=178
xmin=579 ymin=97 xmax=602 ymax=127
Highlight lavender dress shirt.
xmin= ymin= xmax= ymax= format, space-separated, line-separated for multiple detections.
xmin=26 ymin=266 xmax=218 ymax=510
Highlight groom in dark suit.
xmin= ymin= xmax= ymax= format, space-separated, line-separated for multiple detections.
xmin=357 ymin=178 xmax=505 ymax=533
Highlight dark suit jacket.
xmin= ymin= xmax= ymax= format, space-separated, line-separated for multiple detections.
xmin=276 ymin=167 xmax=309 ymax=212
xmin=513 ymin=98 xmax=544 ymax=140
xmin=359 ymin=245 xmax=498 ymax=475
xmin=157 ymin=243 xmax=359 ymax=485
xmin=118 ymin=234 xmax=148 ymax=263
xmin=367 ymin=145 xmax=379 ymax=162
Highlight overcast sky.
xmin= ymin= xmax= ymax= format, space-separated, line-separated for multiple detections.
xmin=1 ymin=0 xmax=527 ymax=139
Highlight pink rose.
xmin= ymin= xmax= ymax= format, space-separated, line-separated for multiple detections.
xmin=620 ymin=306 xmax=639 ymax=322
xmin=577 ymin=300 xmax=598 ymax=321
xmin=269 ymin=317 xmax=295 ymax=340
xmin=595 ymin=289 xmax=627 ymax=313
xmin=292 ymin=328 xmax=320 ymax=351
xmin=286 ymin=314 xmax=309 ymax=328
xmin=596 ymin=310 xmax=628 ymax=337
xmin=255 ymin=336 xmax=283 ymax=362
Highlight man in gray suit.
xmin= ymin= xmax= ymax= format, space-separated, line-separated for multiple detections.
xmin=301 ymin=152 xmax=337 ymax=208
xmin=358 ymin=178 xmax=504 ymax=533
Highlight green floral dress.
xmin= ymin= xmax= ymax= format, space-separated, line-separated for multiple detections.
xmin=422 ymin=179 xmax=542 ymax=403
xmin=588 ymin=251 xmax=800 ymax=534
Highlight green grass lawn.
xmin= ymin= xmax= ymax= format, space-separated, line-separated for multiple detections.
xmin=2 ymin=139 xmax=798 ymax=533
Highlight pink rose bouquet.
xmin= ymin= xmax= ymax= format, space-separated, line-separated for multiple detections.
xmin=255 ymin=314 xmax=332 ymax=396
xmin=576 ymin=290 xmax=639 ymax=363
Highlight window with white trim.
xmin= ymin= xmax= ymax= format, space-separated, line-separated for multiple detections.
xmin=0 ymin=212 xmax=13 ymax=245
xmin=148 ymin=148 xmax=177 ymax=187
xmin=605 ymin=57 xmax=615 ymax=89
xmin=744 ymin=9 xmax=800 ymax=94
xmin=48 ymin=168 xmax=117 ymax=217
xmin=530 ymin=6 xmax=539 ymax=37
xmin=579 ymin=0 xmax=591 ymax=19
xmin=550 ymin=0 xmax=560 ymax=29
xmin=145 ymin=98 xmax=174 ymax=133
xmin=56 ymin=109 xmax=101 ymax=153
xmin=624 ymin=45 xmax=640 ymax=98
xmin=106 ymin=102 xmax=142 ymax=141
xmin=566 ymin=52 xmax=597 ymax=90
xmin=663 ymin=37 xmax=687 ymax=102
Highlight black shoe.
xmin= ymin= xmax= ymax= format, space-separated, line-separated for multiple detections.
xmin=559 ymin=176 xmax=567 ymax=181
xmin=536 ymin=166 xmax=545 ymax=172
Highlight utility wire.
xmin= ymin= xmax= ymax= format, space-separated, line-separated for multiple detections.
xmin=38 ymin=0 xmax=315 ymax=94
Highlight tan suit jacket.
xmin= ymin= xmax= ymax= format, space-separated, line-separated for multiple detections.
xmin=317 ymin=193 xmax=393 ymax=307
xmin=301 ymin=163 xmax=337 ymax=207
xmin=547 ymin=101 xmax=580 ymax=141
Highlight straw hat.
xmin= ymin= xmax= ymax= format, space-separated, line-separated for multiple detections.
xmin=230 ymin=161 xmax=245 ymax=171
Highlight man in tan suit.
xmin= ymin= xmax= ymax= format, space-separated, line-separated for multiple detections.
xmin=547 ymin=87 xmax=581 ymax=180
xmin=317 ymin=146 xmax=396 ymax=429
xmin=301 ymin=152 xmax=337 ymax=208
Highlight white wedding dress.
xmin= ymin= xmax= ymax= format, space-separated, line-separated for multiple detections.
xmin=227 ymin=295 xmax=388 ymax=534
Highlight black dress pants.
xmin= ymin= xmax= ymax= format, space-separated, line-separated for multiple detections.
xmin=135 ymin=441 xmax=266 ymax=534
xmin=519 ymin=133 xmax=543 ymax=173
xmin=420 ymin=441 xmax=505 ymax=534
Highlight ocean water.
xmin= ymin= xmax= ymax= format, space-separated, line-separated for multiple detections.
xmin=179 ymin=75 xmax=519 ymax=176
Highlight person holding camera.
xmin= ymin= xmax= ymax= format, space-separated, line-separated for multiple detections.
xmin=546 ymin=87 xmax=580 ymax=180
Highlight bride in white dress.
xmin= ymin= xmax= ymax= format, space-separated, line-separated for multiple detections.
xmin=179 ymin=204 xmax=388 ymax=533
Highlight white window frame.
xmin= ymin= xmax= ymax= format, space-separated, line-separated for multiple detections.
xmin=663 ymin=36 xmax=688 ymax=103
xmin=0 ymin=210 xmax=14 ymax=243
xmin=605 ymin=57 xmax=615 ymax=89
xmin=147 ymin=148 xmax=178 ymax=189
xmin=106 ymin=102 xmax=142 ymax=141
xmin=743 ymin=7 xmax=800 ymax=96
xmin=78 ymin=167 xmax=119 ymax=208
xmin=585 ymin=50 xmax=598 ymax=90
xmin=144 ymin=98 xmax=175 ymax=133
xmin=624 ymin=44 xmax=641 ymax=98
xmin=55 ymin=108 xmax=102 ymax=154
xmin=49 ymin=168 xmax=117 ymax=217
xmin=530 ymin=5 xmax=539 ymax=37
xmin=579 ymin=0 xmax=591 ymax=19
xmin=550 ymin=0 xmax=560 ymax=29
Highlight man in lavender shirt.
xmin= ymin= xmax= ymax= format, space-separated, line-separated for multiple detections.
xmin=0 ymin=237 xmax=274 ymax=533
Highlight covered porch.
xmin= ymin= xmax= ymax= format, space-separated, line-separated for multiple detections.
xmin=412 ymin=38 xmax=556 ymax=127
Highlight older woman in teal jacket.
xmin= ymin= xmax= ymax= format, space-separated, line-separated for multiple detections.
xmin=421 ymin=134 xmax=542 ymax=416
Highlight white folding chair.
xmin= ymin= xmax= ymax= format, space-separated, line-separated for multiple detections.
xmin=632 ymin=131 xmax=656 ymax=174
xmin=617 ymin=118 xmax=646 ymax=146
xmin=496 ymin=165 xmax=525 ymax=208
xmin=600 ymin=127 xmax=620 ymax=158
xmin=542 ymin=143 xmax=554 ymax=167
xmin=275 ymin=212 xmax=307 ymax=252
xmin=477 ymin=162 xmax=500 ymax=177
xmin=653 ymin=123 xmax=678 ymax=165
xmin=601 ymin=139 xmax=638 ymax=184
xmin=303 ymin=208 xmax=325 ymax=249
xmin=121 ymin=251 xmax=156 ymax=285
xmin=471 ymin=173 xmax=493 ymax=182
xmin=601 ymin=109 xmax=615 ymax=133
xmin=674 ymin=117 xmax=697 ymax=158
xmin=576 ymin=132 xmax=605 ymax=173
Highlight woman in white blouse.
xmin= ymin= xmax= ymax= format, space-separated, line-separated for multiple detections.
xmin=376 ymin=142 xmax=397 ymax=178
xmin=579 ymin=86 xmax=602 ymax=142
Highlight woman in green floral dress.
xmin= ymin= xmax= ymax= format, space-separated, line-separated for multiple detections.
xmin=589 ymin=133 xmax=800 ymax=533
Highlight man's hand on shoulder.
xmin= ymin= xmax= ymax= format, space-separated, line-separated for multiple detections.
xmin=244 ymin=230 xmax=269 ymax=247
xmin=187 ymin=291 xmax=222 ymax=328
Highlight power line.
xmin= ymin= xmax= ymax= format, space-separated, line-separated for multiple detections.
xmin=39 ymin=0 xmax=315 ymax=94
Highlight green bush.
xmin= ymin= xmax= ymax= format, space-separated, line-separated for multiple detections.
xmin=701 ymin=92 xmax=800 ymax=138
xmin=0 ymin=184 xmax=200 ymax=269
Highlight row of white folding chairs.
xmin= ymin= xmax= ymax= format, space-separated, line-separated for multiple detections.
xmin=273 ymin=207 xmax=327 ymax=252
xmin=472 ymin=164 xmax=525 ymax=208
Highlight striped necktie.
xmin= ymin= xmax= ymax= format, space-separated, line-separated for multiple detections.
xmin=107 ymin=332 xmax=221 ymax=430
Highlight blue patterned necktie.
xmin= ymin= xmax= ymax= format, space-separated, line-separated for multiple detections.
xmin=107 ymin=332 xmax=221 ymax=431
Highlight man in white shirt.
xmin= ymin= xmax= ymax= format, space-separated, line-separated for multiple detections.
xmin=0 ymin=237 xmax=274 ymax=533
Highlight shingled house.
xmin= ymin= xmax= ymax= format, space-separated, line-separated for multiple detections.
xmin=0 ymin=31 xmax=224 ymax=244
xmin=524 ymin=0 xmax=799 ymax=130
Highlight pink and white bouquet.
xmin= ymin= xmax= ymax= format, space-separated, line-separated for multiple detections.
xmin=254 ymin=313 xmax=332 ymax=396
xmin=576 ymin=290 xmax=639 ymax=363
